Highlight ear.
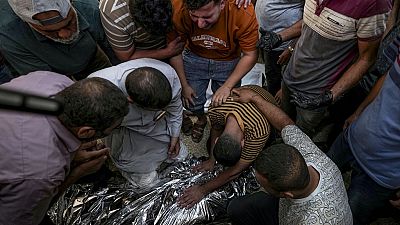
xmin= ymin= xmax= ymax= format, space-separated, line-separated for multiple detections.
xmin=127 ymin=96 xmax=134 ymax=104
xmin=220 ymin=0 xmax=226 ymax=10
xmin=76 ymin=126 xmax=96 ymax=139
xmin=281 ymin=191 xmax=295 ymax=199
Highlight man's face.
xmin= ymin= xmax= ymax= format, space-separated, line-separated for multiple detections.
xmin=30 ymin=8 xmax=80 ymax=44
xmin=189 ymin=0 xmax=225 ymax=30
xmin=79 ymin=118 xmax=123 ymax=143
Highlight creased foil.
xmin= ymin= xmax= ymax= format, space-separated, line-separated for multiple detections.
xmin=48 ymin=157 xmax=259 ymax=225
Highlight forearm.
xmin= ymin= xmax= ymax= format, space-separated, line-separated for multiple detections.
xmin=331 ymin=38 xmax=381 ymax=100
xmin=252 ymin=95 xmax=294 ymax=131
xmin=278 ymin=19 xmax=303 ymax=42
xmin=222 ymin=50 xmax=257 ymax=89
xmin=169 ymin=55 xmax=189 ymax=88
xmin=128 ymin=48 xmax=171 ymax=60
xmin=330 ymin=58 xmax=375 ymax=100
xmin=200 ymin=164 xmax=245 ymax=195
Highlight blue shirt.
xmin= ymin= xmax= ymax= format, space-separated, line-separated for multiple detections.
xmin=347 ymin=34 xmax=400 ymax=189
xmin=0 ymin=0 xmax=115 ymax=77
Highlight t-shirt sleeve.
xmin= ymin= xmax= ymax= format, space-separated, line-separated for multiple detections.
xmin=236 ymin=5 xmax=259 ymax=52
xmin=99 ymin=4 xmax=135 ymax=51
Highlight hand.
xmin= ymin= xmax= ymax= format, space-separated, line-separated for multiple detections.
xmin=70 ymin=148 xmax=108 ymax=178
xmin=231 ymin=87 xmax=258 ymax=103
xmin=277 ymin=49 xmax=291 ymax=65
xmin=165 ymin=37 xmax=185 ymax=57
xmin=235 ymin=0 xmax=251 ymax=8
xmin=291 ymin=90 xmax=333 ymax=110
xmin=274 ymin=88 xmax=283 ymax=105
xmin=177 ymin=185 xmax=206 ymax=209
xmin=168 ymin=136 xmax=180 ymax=159
xmin=389 ymin=191 xmax=400 ymax=210
xmin=257 ymin=28 xmax=282 ymax=52
xmin=182 ymin=85 xmax=196 ymax=108
xmin=192 ymin=159 xmax=215 ymax=172
xmin=343 ymin=112 xmax=359 ymax=130
xmin=72 ymin=140 xmax=109 ymax=165
xmin=211 ymin=86 xmax=231 ymax=107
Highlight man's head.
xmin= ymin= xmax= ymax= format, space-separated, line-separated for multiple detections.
xmin=184 ymin=0 xmax=225 ymax=29
xmin=8 ymin=0 xmax=80 ymax=44
xmin=56 ymin=77 xmax=129 ymax=141
xmin=129 ymin=0 xmax=172 ymax=36
xmin=254 ymin=144 xmax=310 ymax=198
xmin=125 ymin=67 xmax=172 ymax=110
xmin=213 ymin=133 xmax=242 ymax=167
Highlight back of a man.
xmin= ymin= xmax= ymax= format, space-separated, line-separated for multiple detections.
xmin=0 ymin=72 xmax=128 ymax=225
xmin=0 ymin=0 xmax=115 ymax=79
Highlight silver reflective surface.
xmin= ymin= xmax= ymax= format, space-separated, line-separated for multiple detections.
xmin=48 ymin=158 xmax=259 ymax=225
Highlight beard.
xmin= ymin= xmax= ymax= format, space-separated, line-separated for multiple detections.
xmin=48 ymin=28 xmax=80 ymax=44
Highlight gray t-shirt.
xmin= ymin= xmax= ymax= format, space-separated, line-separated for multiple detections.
xmin=279 ymin=125 xmax=353 ymax=225
xmin=255 ymin=0 xmax=304 ymax=51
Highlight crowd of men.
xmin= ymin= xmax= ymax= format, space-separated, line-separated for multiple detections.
xmin=0 ymin=0 xmax=399 ymax=224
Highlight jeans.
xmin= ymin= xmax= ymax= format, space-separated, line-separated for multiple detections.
xmin=182 ymin=49 xmax=240 ymax=115
xmin=281 ymin=83 xmax=331 ymax=148
xmin=327 ymin=131 xmax=397 ymax=225
xmin=227 ymin=191 xmax=279 ymax=225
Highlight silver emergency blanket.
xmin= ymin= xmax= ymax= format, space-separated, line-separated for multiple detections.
xmin=48 ymin=157 xmax=259 ymax=225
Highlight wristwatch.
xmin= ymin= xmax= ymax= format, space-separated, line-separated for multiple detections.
xmin=288 ymin=45 xmax=295 ymax=53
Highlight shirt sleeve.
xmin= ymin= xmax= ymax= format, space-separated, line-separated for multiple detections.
xmin=99 ymin=7 xmax=135 ymax=51
xmin=281 ymin=125 xmax=324 ymax=158
xmin=165 ymin=68 xmax=183 ymax=137
xmin=236 ymin=5 xmax=259 ymax=52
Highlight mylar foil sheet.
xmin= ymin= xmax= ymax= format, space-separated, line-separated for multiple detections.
xmin=48 ymin=157 xmax=260 ymax=225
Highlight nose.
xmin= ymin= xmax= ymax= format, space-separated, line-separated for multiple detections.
xmin=197 ymin=18 xmax=207 ymax=29
xmin=57 ymin=28 xmax=73 ymax=39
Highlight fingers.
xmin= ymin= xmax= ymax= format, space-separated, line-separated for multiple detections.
xmin=78 ymin=140 xmax=97 ymax=150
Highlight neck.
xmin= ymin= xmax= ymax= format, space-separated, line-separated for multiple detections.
xmin=294 ymin=165 xmax=320 ymax=199
xmin=225 ymin=114 xmax=243 ymax=139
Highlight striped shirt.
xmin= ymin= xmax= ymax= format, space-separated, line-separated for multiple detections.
xmin=208 ymin=85 xmax=276 ymax=162
xmin=99 ymin=0 xmax=166 ymax=51
xmin=283 ymin=0 xmax=392 ymax=97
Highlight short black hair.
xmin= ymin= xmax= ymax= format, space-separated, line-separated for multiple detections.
xmin=255 ymin=144 xmax=310 ymax=192
xmin=213 ymin=133 xmax=241 ymax=167
xmin=56 ymin=77 xmax=129 ymax=131
xmin=125 ymin=67 xmax=172 ymax=109
xmin=184 ymin=0 xmax=221 ymax=10
xmin=130 ymin=0 xmax=172 ymax=36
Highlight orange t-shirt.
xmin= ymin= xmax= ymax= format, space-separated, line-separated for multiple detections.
xmin=171 ymin=0 xmax=259 ymax=61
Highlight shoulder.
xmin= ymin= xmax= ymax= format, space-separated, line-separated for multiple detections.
xmin=3 ymin=71 xmax=73 ymax=96
xmin=73 ymin=0 xmax=100 ymax=13
xmin=226 ymin=0 xmax=256 ymax=22
xmin=0 ymin=1 xmax=21 ymax=31
xmin=328 ymin=0 xmax=391 ymax=19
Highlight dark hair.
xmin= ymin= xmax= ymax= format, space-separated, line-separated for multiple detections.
xmin=213 ymin=133 xmax=241 ymax=167
xmin=184 ymin=0 xmax=221 ymax=11
xmin=125 ymin=67 xmax=172 ymax=109
xmin=56 ymin=77 xmax=129 ymax=131
xmin=255 ymin=144 xmax=310 ymax=192
xmin=129 ymin=0 xmax=172 ymax=36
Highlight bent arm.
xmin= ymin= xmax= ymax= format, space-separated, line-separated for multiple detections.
xmin=330 ymin=38 xmax=381 ymax=100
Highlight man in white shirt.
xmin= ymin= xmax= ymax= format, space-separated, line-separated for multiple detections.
xmin=89 ymin=58 xmax=187 ymax=188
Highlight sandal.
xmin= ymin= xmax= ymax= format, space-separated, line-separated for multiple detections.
xmin=191 ymin=121 xmax=207 ymax=143
xmin=182 ymin=114 xmax=193 ymax=136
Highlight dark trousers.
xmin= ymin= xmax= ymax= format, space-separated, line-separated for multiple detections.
xmin=262 ymin=50 xmax=283 ymax=96
xmin=327 ymin=131 xmax=397 ymax=225
xmin=227 ymin=191 xmax=279 ymax=225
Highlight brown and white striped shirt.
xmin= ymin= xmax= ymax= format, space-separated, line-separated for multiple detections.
xmin=208 ymin=85 xmax=276 ymax=162
xmin=99 ymin=0 xmax=166 ymax=51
